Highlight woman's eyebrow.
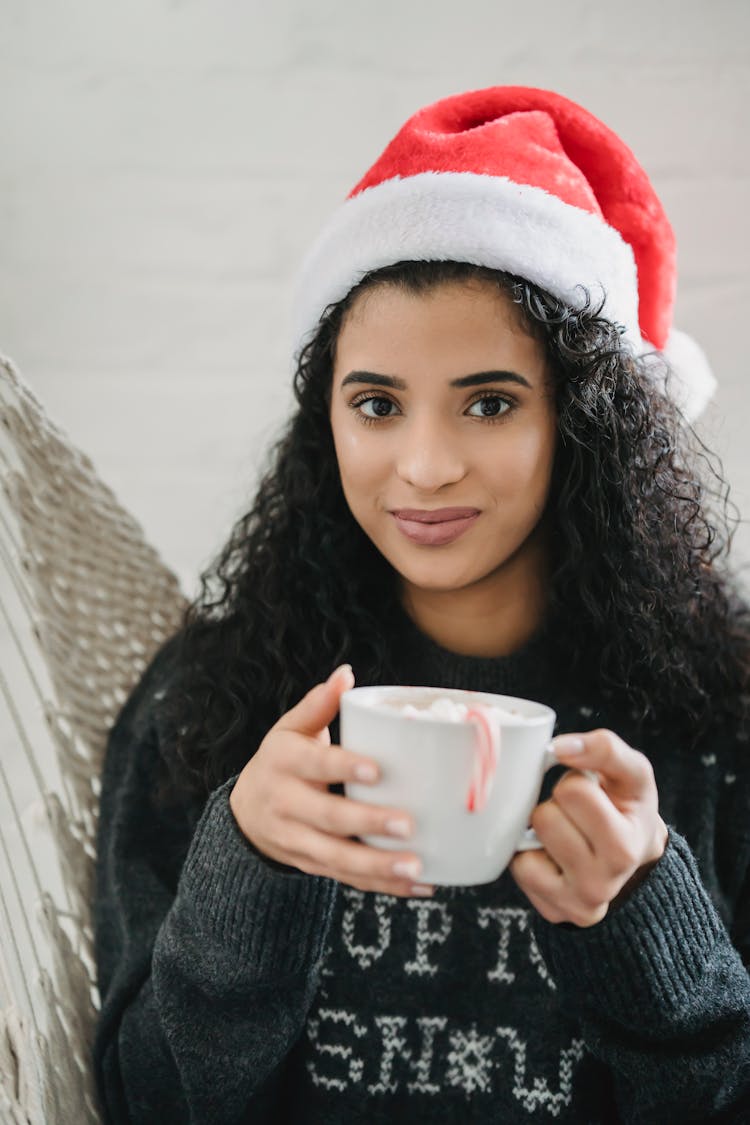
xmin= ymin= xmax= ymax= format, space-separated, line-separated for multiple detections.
xmin=340 ymin=369 xmax=532 ymax=390
xmin=452 ymin=370 xmax=532 ymax=390
xmin=340 ymin=370 xmax=405 ymax=390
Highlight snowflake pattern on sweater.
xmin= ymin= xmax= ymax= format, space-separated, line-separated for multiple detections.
xmin=300 ymin=885 xmax=585 ymax=1117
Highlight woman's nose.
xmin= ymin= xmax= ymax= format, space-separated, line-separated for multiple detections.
xmin=395 ymin=415 xmax=467 ymax=492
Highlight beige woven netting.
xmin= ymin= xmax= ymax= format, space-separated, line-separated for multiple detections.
xmin=0 ymin=354 xmax=186 ymax=1123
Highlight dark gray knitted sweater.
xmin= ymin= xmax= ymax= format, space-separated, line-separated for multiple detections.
xmin=92 ymin=615 xmax=750 ymax=1124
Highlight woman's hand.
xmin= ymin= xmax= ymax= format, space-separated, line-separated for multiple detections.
xmin=229 ymin=664 xmax=433 ymax=897
xmin=509 ymin=729 xmax=669 ymax=928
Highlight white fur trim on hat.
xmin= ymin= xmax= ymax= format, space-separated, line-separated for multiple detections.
xmin=658 ymin=329 xmax=718 ymax=423
xmin=292 ymin=171 xmax=641 ymax=358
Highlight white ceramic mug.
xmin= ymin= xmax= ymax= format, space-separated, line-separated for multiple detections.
xmin=341 ymin=684 xmax=560 ymax=886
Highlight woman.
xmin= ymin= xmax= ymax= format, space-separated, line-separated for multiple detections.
xmin=92 ymin=87 xmax=750 ymax=1123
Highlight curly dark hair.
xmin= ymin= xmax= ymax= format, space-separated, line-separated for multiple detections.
xmin=155 ymin=260 xmax=750 ymax=808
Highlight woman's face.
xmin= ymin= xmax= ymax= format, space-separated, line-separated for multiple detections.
xmin=329 ymin=279 xmax=557 ymax=601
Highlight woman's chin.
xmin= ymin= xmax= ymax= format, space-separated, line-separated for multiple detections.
xmin=391 ymin=557 xmax=487 ymax=595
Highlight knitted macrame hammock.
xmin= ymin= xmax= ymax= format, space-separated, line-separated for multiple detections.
xmin=0 ymin=354 xmax=186 ymax=1123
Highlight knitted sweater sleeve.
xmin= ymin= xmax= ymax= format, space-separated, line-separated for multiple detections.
xmin=531 ymin=827 xmax=750 ymax=1124
xmin=92 ymin=645 xmax=338 ymax=1125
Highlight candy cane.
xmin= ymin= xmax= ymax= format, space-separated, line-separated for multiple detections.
xmin=465 ymin=706 xmax=500 ymax=812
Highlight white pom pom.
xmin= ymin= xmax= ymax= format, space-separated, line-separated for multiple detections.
xmin=658 ymin=329 xmax=718 ymax=422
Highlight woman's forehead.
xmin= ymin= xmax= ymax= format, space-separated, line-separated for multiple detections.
xmin=333 ymin=279 xmax=548 ymax=386
xmin=342 ymin=276 xmax=518 ymax=324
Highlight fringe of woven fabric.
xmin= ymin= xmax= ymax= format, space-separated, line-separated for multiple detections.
xmin=0 ymin=354 xmax=186 ymax=1123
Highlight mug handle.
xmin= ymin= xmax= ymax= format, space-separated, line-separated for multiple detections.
xmin=514 ymin=744 xmax=601 ymax=852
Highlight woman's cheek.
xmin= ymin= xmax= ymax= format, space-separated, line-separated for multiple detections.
xmin=488 ymin=429 xmax=543 ymax=490
xmin=342 ymin=437 xmax=384 ymax=490
xmin=506 ymin=424 xmax=556 ymax=496
xmin=333 ymin=425 xmax=366 ymax=483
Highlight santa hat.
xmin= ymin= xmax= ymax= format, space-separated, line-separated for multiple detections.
xmin=292 ymin=86 xmax=715 ymax=422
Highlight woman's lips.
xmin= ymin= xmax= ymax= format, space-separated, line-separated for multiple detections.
xmin=390 ymin=509 xmax=480 ymax=546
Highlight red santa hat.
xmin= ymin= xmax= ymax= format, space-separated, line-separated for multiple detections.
xmin=292 ymin=85 xmax=715 ymax=421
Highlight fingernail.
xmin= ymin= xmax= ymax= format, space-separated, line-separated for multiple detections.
xmin=385 ymin=817 xmax=412 ymax=839
xmin=553 ymin=735 xmax=585 ymax=756
xmin=354 ymin=762 xmax=378 ymax=783
xmin=327 ymin=663 xmax=354 ymax=688
xmin=393 ymin=859 xmax=421 ymax=880
xmin=410 ymin=884 xmax=434 ymax=897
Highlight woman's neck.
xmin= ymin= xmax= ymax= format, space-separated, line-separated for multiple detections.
xmin=399 ymin=533 xmax=549 ymax=659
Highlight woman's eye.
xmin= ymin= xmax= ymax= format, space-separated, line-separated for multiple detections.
xmin=467 ymin=395 xmax=511 ymax=418
xmin=358 ymin=396 xmax=398 ymax=418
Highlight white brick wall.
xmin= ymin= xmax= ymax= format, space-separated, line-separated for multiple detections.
xmin=2 ymin=0 xmax=749 ymax=595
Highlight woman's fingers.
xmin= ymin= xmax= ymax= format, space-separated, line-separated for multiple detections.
xmin=280 ymin=822 xmax=432 ymax=896
xmin=274 ymin=664 xmax=355 ymax=738
xmin=546 ymin=769 xmax=641 ymax=872
xmin=529 ymin=799 xmax=630 ymax=906
xmin=282 ymin=780 xmax=414 ymax=842
xmin=513 ymin=846 xmax=609 ymax=927
xmin=302 ymin=861 xmax=433 ymax=899
xmin=278 ymin=734 xmax=382 ymax=787
xmin=530 ymin=795 xmax=594 ymax=868
xmin=510 ymin=728 xmax=668 ymax=926
xmin=553 ymin=729 xmax=656 ymax=802
xmin=233 ymin=668 xmax=438 ymax=898
xmin=551 ymin=729 xmax=664 ymax=869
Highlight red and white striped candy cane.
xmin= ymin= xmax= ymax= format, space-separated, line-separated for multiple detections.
xmin=465 ymin=706 xmax=500 ymax=812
